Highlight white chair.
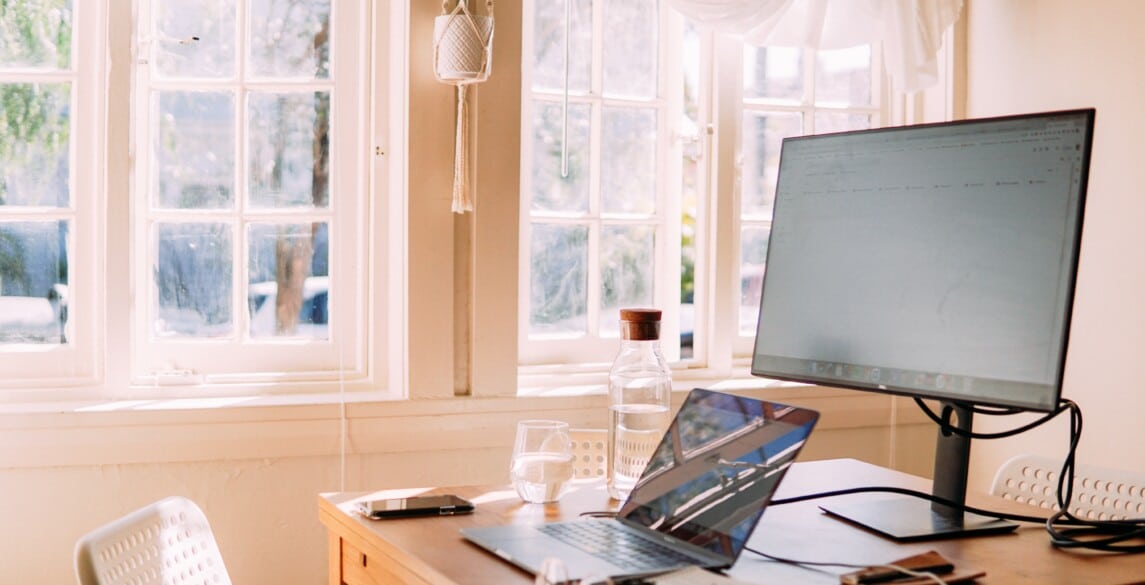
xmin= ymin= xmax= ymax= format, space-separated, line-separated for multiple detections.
xmin=569 ymin=428 xmax=607 ymax=480
xmin=990 ymin=454 xmax=1145 ymax=521
xmin=75 ymin=496 xmax=232 ymax=585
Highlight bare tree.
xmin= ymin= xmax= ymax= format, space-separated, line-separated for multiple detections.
xmin=265 ymin=1 xmax=329 ymax=334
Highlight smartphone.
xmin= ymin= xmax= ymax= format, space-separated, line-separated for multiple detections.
xmin=356 ymin=494 xmax=475 ymax=519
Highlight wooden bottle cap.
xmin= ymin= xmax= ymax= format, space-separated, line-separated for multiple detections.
xmin=619 ymin=308 xmax=662 ymax=340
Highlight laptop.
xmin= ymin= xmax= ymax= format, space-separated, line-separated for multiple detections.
xmin=462 ymin=387 xmax=819 ymax=583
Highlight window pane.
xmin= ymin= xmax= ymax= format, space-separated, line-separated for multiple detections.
xmin=153 ymin=0 xmax=236 ymax=79
xmin=530 ymin=223 xmax=587 ymax=334
xmin=248 ymin=222 xmax=329 ymax=339
xmin=154 ymin=223 xmax=233 ymax=338
xmin=0 ymin=83 xmax=70 ymax=207
xmin=154 ymin=91 xmax=235 ymax=209
xmin=740 ymin=226 xmax=768 ymax=336
xmin=744 ymin=46 xmax=802 ymax=101
xmin=741 ymin=111 xmax=801 ymax=217
xmin=601 ymin=106 xmax=657 ymax=214
xmin=0 ymin=1 xmax=72 ymax=70
xmin=815 ymin=46 xmax=872 ymax=105
xmin=248 ymin=91 xmax=330 ymax=209
xmin=602 ymin=0 xmax=657 ymax=99
xmin=599 ymin=225 xmax=654 ymax=336
xmin=531 ymin=101 xmax=590 ymax=213
xmin=814 ymin=111 xmax=872 ymax=134
xmin=248 ymin=0 xmax=330 ymax=79
xmin=0 ymin=221 xmax=67 ymax=344
xmin=531 ymin=0 xmax=591 ymax=93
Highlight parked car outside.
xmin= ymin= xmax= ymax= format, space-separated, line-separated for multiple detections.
xmin=248 ymin=276 xmax=329 ymax=338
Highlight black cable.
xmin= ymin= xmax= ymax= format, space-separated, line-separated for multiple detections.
xmin=1041 ymin=401 xmax=1145 ymax=552
xmin=773 ymin=398 xmax=1145 ymax=553
xmin=912 ymin=397 xmax=1072 ymax=440
xmin=743 ymin=546 xmax=875 ymax=575
xmin=919 ymin=397 xmax=1145 ymax=551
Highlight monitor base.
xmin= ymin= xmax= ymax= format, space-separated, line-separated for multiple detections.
xmin=820 ymin=498 xmax=1018 ymax=542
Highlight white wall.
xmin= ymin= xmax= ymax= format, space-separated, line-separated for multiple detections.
xmin=963 ymin=1 xmax=1145 ymax=490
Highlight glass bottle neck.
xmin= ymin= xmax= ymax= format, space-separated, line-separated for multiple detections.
xmin=619 ymin=337 xmax=661 ymax=348
xmin=616 ymin=338 xmax=665 ymax=361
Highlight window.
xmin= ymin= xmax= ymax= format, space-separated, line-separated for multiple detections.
xmin=0 ymin=1 xmax=100 ymax=383
xmin=132 ymin=0 xmax=371 ymax=384
xmin=520 ymin=0 xmax=685 ymax=366
xmin=521 ymin=1 xmax=887 ymax=380
xmin=732 ymin=43 xmax=882 ymax=355
xmin=0 ymin=0 xmax=388 ymax=396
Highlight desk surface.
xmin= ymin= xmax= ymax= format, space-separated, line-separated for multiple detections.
xmin=318 ymin=458 xmax=1145 ymax=584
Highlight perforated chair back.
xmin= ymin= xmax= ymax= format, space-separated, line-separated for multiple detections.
xmin=990 ymin=454 xmax=1145 ymax=521
xmin=569 ymin=428 xmax=607 ymax=480
xmin=75 ymin=496 xmax=232 ymax=585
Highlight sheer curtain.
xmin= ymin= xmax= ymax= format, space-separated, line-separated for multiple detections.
xmin=667 ymin=0 xmax=963 ymax=92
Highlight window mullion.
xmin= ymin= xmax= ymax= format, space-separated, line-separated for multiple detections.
xmin=586 ymin=0 xmax=606 ymax=338
xmin=234 ymin=0 xmax=249 ymax=352
xmin=657 ymin=10 xmax=685 ymax=363
xmin=686 ymin=27 xmax=717 ymax=369
xmin=705 ymin=34 xmax=744 ymax=376
xmin=587 ymin=99 xmax=603 ymax=337
xmin=591 ymin=0 xmax=604 ymax=98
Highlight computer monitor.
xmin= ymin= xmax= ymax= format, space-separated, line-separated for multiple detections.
xmin=750 ymin=109 xmax=1095 ymax=540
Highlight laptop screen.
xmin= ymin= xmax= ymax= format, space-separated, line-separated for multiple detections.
xmin=616 ymin=389 xmax=819 ymax=560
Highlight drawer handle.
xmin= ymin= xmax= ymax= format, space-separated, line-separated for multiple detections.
xmin=361 ymin=552 xmax=368 ymax=568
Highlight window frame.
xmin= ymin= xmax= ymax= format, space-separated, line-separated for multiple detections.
xmin=517 ymin=0 xmax=685 ymax=368
xmin=0 ymin=0 xmax=402 ymax=401
xmin=0 ymin=0 xmax=104 ymax=388
xmin=127 ymin=0 xmax=376 ymax=388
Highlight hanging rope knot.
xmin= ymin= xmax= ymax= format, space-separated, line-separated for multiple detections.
xmin=433 ymin=0 xmax=495 ymax=213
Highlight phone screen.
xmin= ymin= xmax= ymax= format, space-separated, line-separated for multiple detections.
xmin=357 ymin=494 xmax=474 ymax=519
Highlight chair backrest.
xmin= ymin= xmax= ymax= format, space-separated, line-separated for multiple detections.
xmin=569 ymin=428 xmax=607 ymax=480
xmin=990 ymin=454 xmax=1145 ymax=521
xmin=75 ymin=496 xmax=232 ymax=585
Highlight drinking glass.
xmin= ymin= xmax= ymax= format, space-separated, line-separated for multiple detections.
xmin=510 ymin=419 xmax=574 ymax=504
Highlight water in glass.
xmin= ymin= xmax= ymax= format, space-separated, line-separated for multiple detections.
xmin=510 ymin=420 xmax=574 ymax=503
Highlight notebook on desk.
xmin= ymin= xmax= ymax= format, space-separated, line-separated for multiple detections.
xmin=461 ymin=388 xmax=820 ymax=583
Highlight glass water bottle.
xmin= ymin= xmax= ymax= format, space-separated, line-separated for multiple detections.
xmin=607 ymin=308 xmax=672 ymax=501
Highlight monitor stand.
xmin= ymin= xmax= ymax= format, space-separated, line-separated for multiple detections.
xmin=820 ymin=498 xmax=1016 ymax=542
xmin=820 ymin=402 xmax=1018 ymax=541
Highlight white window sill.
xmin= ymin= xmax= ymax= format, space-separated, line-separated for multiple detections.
xmin=0 ymin=370 xmax=924 ymax=470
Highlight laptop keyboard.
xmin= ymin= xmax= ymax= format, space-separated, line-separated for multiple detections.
xmin=539 ymin=521 xmax=699 ymax=571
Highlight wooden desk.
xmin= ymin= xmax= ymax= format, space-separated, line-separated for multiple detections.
xmin=318 ymin=458 xmax=1145 ymax=584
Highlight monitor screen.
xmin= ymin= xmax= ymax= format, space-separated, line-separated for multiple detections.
xmin=749 ymin=109 xmax=1095 ymax=541
xmin=751 ymin=109 xmax=1094 ymax=413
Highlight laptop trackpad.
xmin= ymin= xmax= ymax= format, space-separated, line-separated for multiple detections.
xmin=464 ymin=525 xmax=624 ymax=581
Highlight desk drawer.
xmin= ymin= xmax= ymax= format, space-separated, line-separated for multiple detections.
xmin=340 ymin=538 xmax=405 ymax=585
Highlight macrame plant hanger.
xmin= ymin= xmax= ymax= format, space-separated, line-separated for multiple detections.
xmin=433 ymin=0 xmax=495 ymax=213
